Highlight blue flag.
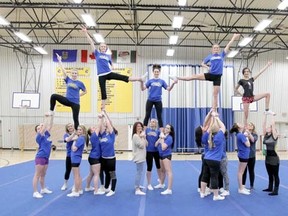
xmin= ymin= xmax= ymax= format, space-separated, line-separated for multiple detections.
xmin=53 ymin=49 xmax=77 ymax=62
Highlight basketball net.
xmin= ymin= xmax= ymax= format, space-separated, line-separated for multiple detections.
xmin=20 ymin=105 xmax=29 ymax=114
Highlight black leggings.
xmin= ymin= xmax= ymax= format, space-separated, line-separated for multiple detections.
xmin=146 ymin=151 xmax=161 ymax=171
xmin=242 ymin=157 xmax=256 ymax=187
xmin=101 ymin=157 xmax=117 ymax=191
xmin=50 ymin=94 xmax=80 ymax=130
xmin=201 ymin=159 xmax=220 ymax=189
xmin=64 ymin=156 xmax=72 ymax=180
xmin=265 ymin=162 xmax=280 ymax=188
xmin=143 ymin=100 xmax=163 ymax=128
xmin=99 ymin=72 xmax=129 ymax=100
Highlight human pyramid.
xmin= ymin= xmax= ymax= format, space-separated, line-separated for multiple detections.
xmin=33 ymin=31 xmax=279 ymax=201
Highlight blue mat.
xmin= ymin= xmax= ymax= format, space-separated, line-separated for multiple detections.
xmin=1 ymin=160 xmax=288 ymax=216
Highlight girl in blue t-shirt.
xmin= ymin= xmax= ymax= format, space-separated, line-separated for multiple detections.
xmin=155 ymin=124 xmax=175 ymax=195
xmin=230 ymin=122 xmax=251 ymax=195
xmin=142 ymin=64 xmax=177 ymax=132
xmin=49 ymin=54 xmax=87 ymax=130
xmin=32 ymin=113 xmax=54 ymax=199
xmin=82 ymin=27 xmax=144 ymax=110
xmin=172 ymin=34 xmax=239 ymax=110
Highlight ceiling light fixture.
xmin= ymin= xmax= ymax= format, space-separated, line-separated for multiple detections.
xmin=178 ymin=0 xmax=187 ymax=6
xmin=34 ymin=46 xmax=48 ymax=55
xmin=81 ymin=14 xmax=96 ymax=27
xmin=169 ymin=35 xmax=179 ymax=44
xmin=14 ymin=32 xmax=32 ymax=42
xmin=238 ymin=37 xmax=253 ymax=47
xmin=227 ymin=50 xmax=239 ymax=58
xmin=0 ymin=16 xmax=10 ymax=26
xmin=254 ymin=19 xmax=273 ymax=31
xmin=73 ymin=0 xmax=82 ymax=3
xmin=172 ymin=16 xmax=183 ymax=29
xmin=278 ymin=0 xmax=288 ymax=10
xmin=166 ymin=49 xmax=175 ymax=56
xmin=93 ymin=33 xmax=105 ymax=43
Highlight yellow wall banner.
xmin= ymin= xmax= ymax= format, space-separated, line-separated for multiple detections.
xmin=55 ymin=67 xmax=91 ymax=112
xmin=97 ymin=68 xmax=133 ymax=113
xmin=56 ymin=67 xmax=91 ymax=77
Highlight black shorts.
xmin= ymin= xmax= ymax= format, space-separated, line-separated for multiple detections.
xmin=238 ymin=157 xmax=249 ymax=163
xmin=204 ymin=73 xmax=222 ymax=86
xmin=88 ymin=157 xmax=101 ymax=165
xmin=71 ymin=163 xmax=80 ymax=167
xmin=160 ymin=155 xmax=172 ymax=160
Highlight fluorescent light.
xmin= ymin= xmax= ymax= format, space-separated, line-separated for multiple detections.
xmin=254 ymin=19 xmax=273 ymax=31
xmin=93 ymin=33 xmax=105 ymax=43
xmin=172 ymin=16 xmax=183 ymax=29
xmin=166 ymin=49 xmax=175 ymax=56
xmin=278 ymin=0 xmax=288 ymax=10
xmin=81 ymin=14 xmax=96 ymax=27
xmin=14 ymin=32 xmax=32 ymax=42
xmin=286 ymin=56 xmax=288 ymax=60
xmin=178 ymin=0 xmax=187 ymax=6
xmin=73 ymin=0 xmax=82 ymax=3
xmin=227 ymin=50 xmax=239 ymax=58
xmin=34 ymin=46 xmax=48 ymax=55
xmin=238 ymin=37 xmax=253 ymax=47
xmin=0 ymin=16 xmax=10 ymax=26
xmin=169 ymin=35 xmax=179 ymax=44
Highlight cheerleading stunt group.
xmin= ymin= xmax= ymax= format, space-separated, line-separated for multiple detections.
xmin=32 ymin=30 xmax=280 ymax=201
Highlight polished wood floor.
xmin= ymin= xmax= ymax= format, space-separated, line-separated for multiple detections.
xmin=1 ymin=148 xmax=288 ymax=168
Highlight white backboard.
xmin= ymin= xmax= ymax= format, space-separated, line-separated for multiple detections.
xmin=12 ymin=92 xmax=40 ymax=109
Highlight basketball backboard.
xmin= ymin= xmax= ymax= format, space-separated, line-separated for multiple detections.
xmin=12 ymin=92 xmax=40 ymax=109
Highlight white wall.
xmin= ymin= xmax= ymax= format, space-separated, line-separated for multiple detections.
xmin=0 ymin=37 xmax=287 ymax=148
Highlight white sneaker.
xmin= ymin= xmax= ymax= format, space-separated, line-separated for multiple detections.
xmin=139 ymin=185 xmax=145 ymax=189
xmin=238 ymin=189 xmax=250 ymax=195
xmin=161 ymin=189 xmax=172 ymax=195
xmin=154 ymin=184 xmax=165 ymax=189
xmin=94 ymin=190 xmax=105 ymax=195
xmin=213 ymin=195 xmax=225 ymax=201
xmin=106 ymin=190 xmax=115 ymax=197
xmin=219 ymin=187 xmax=225 ymax=193
xmin=33 ymin=191 xmax=43 ymax=199
xmin=168 ymin=75 xmax=178 ymax=82
xmin=47 ymin=110 xmax=54 ymax=116
xmin=243 ymin=187 xmax=250 ymax=192
xmin=85 ymin=186 xmax=95 ymax=192
xmin=205 ymin=187 xmax=211 ymax=196
xmin=79 ymin=189 xmax=83 ymax=195
xmin=220 ymin=190 xmax=230 ymax=196
xmin=264 ymin=110 xmax=276 ymax=116
xmin=141 ymin=72 xmax=148 ymax=82
xmin=135 ymin=190 xmax=146 ymax=195
xmin=197 ymin=188 xmax=200 ymax=193
xmin=61 ymin=184 xmax=67 ymax=191
xmin=67 ymin=191 xmax=80 ymax=197
xmin=147 ymin=185 xmax=154 ymax=191
xmin=40 ymin=188 xmax=52 ymax=194
xmin=98 ymin=186 xmax=105 ymax=193
xmin=200 ymin=192 xmax=205 ymax=198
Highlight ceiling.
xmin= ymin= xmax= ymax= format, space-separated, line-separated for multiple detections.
xmin=0 ymin=0 xmax=288 ymax=59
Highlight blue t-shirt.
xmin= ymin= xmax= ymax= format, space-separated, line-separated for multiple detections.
xmin=236 ymin=133 xmax=250 ymax=159
xmin=64 ymin=133 xmax=73 ymax=157
xmin=71 ymin=135 xmax=85 ymax=164
xmin=203 ymin=51 xmax=226 ymax=75
xmin=157 ymin=135 xmax=173 ymax=157
xmin=100 ymin=131 xmax=115 ymax=158
xmin=146 ymin=78 xmax=168 ymax=102
xmin=65 ymin=77 xmax=86 ymax=104
xmin=202 ymin=131 xmax=225 ymax=161
xmin=95 ymin=50 xmax=112 ymax=76
xmin=146 ymin=128 xmax=160 ymax=152
xmin=35 ymin=131 xmax=52 ymax=159
xmin=89 ymin=132 xmax=101 ymax=159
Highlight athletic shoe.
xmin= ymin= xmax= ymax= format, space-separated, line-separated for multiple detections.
xmin=33 ymin=191 xmax=43 ymax=199
xmin=213 ymin=195 xmax=225 ymax=201
xmin=106 ymin=190 xmax=115 ymax=197
xmin=139 ymin=185 xmax=145 ymax=189
xmin=94 ymin=190 xmax=105 ymax=195
xmin=46 ymin=111 xmax=54 ymax=116
xmin=219 ymin=187 xmax=225 ymax=193
xmin=205 ymin=187 xmax=211 ymax=196
xmin=147 ymin=185 xmax=154 ymax=191
xmin=154 ymin=184 xmax=165 ymax=189
xmin=141 ymin=72 xmax=148 ymax=82
xmin=135 ymin=190 xmax=146 ymax=195
xmin=40 ymin=188 xmax=52 ymax=194
xmin=200 ymin=192 xmax=205 ymax=198
xmin=98 ymin=186 xmax=105 ymax=193
xmin=85 ymin=186 xmax=95 ymax=192
xmin=61 ymin=183 xmax=67 ymax=191
xmin=67 ymin=191 xmax=80 ymax=197
xmin=238 ymin=189 xmax=250 ymax=195
xmin=220 ymin=190 xmax=230 ymax=196
xmin=264 ymin=110 xmax=276 ymax=116
xmin=168 ymin=75 xmax=178 ymax=82
xmin=161 ymin=189 xmax=172 ymax=195
xmin=243 ymin=187 xmax=250 ymax=192
xmin=197 ymin=188 xmax=200 ymax=193
xmin=79 ymin=189 xmax=83 ymax=195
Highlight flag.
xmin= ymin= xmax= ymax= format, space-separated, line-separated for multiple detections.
xmin=53 ymin=49 xmax=77 ymax=62
xmin=80 ymin=50 xmax=95 ymax=63
xmin=111 ymin=50 xmax=136 ymax=63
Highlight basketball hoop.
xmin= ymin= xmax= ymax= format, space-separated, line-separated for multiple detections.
xmin=20 ymin=105 xmax=29 ymax=114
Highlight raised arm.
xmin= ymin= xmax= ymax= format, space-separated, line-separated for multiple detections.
xmin=56 ymin=53 xmax=67 ymax=79
xmin=82 ymin=27 xmax=96 ymax=51
xmin=43 ymin=113 xmax=54 ymax=132
xmin=214 ymin=116 xmax=226 ymax=133
xmin=102 ymin=110 xmax=114 ymax=134
xmin=203 ymin=109 xmax=213 ymax=131
xmin=271 ymin=115 xmax=278 ymax=140
xmin=224 ymin=33 xmax=240 ymax=54
xmin=253 ymin=60 xmax=272 ymax=81
xmin=262 ymin=114 xmax=267 ymax=136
